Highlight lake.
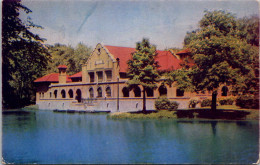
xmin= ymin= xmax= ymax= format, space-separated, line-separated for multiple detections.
xmin=2 ymin=109 xmax=259 ymax=164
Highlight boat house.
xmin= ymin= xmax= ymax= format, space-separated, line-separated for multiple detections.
xmin=34 ymin=43 xmax=230 ymax=112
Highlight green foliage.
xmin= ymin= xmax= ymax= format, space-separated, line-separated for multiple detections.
xmin=46 ymin=43 xmax=92 ymax=75
xmin=189 ymin=97 xmax=200 ymax=108
xmin=236 ymin=95 xmax=259 ymax=109
xmin=237 ymin=15 xmax=259 ymax=47
xmin=201 ymin=99 xmax=212 ymax=107
xmin=181 ymin=10 xmax=259 ymax=110
xmin=155 ymin=97 xmax=179 ymax=111
xmin=127 ymin=38 xmax=160 ymax=111
xmin=218 ymin=97 xmax=235 ymax=105
xmin=2 ymin=0 xmax=50 ymax=108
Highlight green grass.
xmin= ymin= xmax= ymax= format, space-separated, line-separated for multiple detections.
xmin=108 ymin=110 xmax=177 ymax=120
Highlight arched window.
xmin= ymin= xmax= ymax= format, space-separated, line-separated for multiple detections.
xmin=146 ymin=87 xmax=154 ymax=97
xmin=50 ymin=92 xmax=52 ymax=98
xmin=68 ymin=89 xmax=73 ymax=98
xmin=222 ymin=86 xmax=228 ymax=96
xmin=61 ymin=89 xmax=66 ymax=98
xmin=134 ymin=87 xmax=141 ymax=97
xmin=76 ymin=89 xmax=82 ymax=103
xmin=176 ymin=89 xmax=184 ymax=97
xmin=159 ymin=85 xmax=167 ymax=96
xmin=106 ymin=87 xmax=111 ymax=97
xmin=89 ymin=88 xmax=94 ymax=98
xmin=97 ymin=87 xmax=102 ymax=97
xmin=122 ymin=87 xmax=129 ymax=97
xmin=54 ymin=90 xmax=58 ymax=98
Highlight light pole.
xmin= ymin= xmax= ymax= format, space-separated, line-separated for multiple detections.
xmin=117 ymin=76 xmax=119 ymax=112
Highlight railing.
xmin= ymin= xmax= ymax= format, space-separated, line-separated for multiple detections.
xmin=81 ymin=98 xmax=97 ymax=104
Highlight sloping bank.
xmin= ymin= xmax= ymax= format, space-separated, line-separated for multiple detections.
xmin=108 ymin=109 xmax=259 ymax=120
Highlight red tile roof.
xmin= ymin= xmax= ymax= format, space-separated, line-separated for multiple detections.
xmin=34 ymin=73 xmax=72 ymax=83
xmin=176 ymin=49 xmax=191 ymax=55
xmin=57 ymin=65 xmax=68 ymax=69
xmin=104 ymin=45 xmax=182 ymax=72
xmin=70 ymin=71 xmax=82 ymax=78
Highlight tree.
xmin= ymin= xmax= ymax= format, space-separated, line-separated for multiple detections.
xmin=127 ymin=38 xmax=160 ymax=112
xmin=2 ymin=0 xmax=50 ymax=108
xmin=45 ymin=43 xmax=92 ymax=75
xmin=182 ymin=10 xmax=258 ymax=111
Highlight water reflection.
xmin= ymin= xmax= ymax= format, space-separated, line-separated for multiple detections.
xmin=2 ymin=110 xmax=259 ymax=164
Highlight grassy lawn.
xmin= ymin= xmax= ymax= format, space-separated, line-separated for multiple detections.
xmin=108 ymin=110 xmax=177 ymax=120
xmin=108 ymin=105 xmax=259 ymax=120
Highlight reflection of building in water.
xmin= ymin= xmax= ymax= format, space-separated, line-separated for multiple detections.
xmin=34 ymin=44 xmax=231 ymax=112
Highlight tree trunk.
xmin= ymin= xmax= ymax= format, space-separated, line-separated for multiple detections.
xmin=211 ymin=91 xmax=217 ymax=111
xmin=142 ymin=87 xmax=146 ymax=113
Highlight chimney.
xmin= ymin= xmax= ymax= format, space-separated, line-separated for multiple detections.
xmin=58 ymin=65 xmax=67 ymax=84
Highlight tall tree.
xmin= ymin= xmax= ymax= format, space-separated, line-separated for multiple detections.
xmin=45 ymin=43 xmax=92 ymax=75
xmin=2 ymin=0 xmax=50 ymax=108
xmin=182 ymin=10 xmax=258 ymax=111
xmin=127 ymin=38 xmax=160 ymax=112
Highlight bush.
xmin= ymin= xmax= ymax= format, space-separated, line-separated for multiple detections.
xmin=169 ymin=101 xmax=179 ymax=111
xmin=236 ymin=95 xmax=259 ymax=109
xmin=189 ymin=97 xmax=200 ymax=108
xmin=155 ymin=97 xmax=179 ymax=111
xmin=201 ymin=99 xmax=212 ymax=107
xmin=218 ymin=97 xmax=235 ymax=105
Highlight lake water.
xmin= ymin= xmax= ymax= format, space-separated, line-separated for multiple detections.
xmin=2 ymin=109 xmax=259 ymax=164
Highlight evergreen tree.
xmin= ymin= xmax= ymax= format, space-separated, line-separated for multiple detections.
xmin=127 ymin=38 xmax=160 ymax=112
xmin=2 ymin=0 xmax=50 ymax=108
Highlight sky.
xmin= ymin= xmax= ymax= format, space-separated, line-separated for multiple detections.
xmin=21 ymin=0 xmax=259 ymax=50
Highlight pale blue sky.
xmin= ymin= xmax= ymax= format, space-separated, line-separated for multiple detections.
xmin=21 ymin=0 xmax=259 ymax=50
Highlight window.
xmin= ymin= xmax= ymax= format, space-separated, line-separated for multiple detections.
xmin=159 ymin=85 xmax=167 ymax=96
xmin=97 ymin=71 xmax=103 ymax=82
xmin=89 ymin=72 xmax=95 ymax=83
xmin=106 ymin=87 xmax=111 ymax=97
xmin=222 ymin=86 xmax=228 ymax=96
xmin=68 ymin=89 xmax=73 ymax=98
xmin=76 ymin=89 xmax=82 ymax=103
xmin=105 ymin=70 xmax=112 ymax=81
xmin=97 ymin=87 xmax=102 ymax=97
xmin=134 ymin=87 xmax=141 ymax=97
xmin=50 ymin=92 xmax=52 ymax=98
xmin=120 ymin=72 xmax=127 ymax=79
xmin=176 ymin=89 xmax=184 ymax=97
xmin=122 ymin=87 xmax=129 ymax=97
xmin=42 ymin=93 xmax=44 ymax=98
xmin=146 ymin=88 xmax=154 ymax=97
xmin=89 ymin=88 xmax=94 ymax=98
xmin=54 ymin=90 xmax=58 ymax=98
xmin=61 ymin=90 xmax=66 ymax=98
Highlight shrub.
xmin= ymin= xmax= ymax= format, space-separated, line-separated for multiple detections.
xmin=189 ymin=97 xmax=200 ymax=108
xmin=155 ymin=97 xmax=179 ymax=111
xmin=236 ymin=95 xmax=259 ymax=109
xmin=218 ymin=97 xmax=235 ymax=105
xmin=168 ymin=101 xmax=179 ymax=111
xmin=201 ymin=99 xmax=212 ymax=107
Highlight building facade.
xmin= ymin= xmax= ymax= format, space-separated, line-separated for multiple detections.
xmin=34 ymin=43 xmax=230 ymax=112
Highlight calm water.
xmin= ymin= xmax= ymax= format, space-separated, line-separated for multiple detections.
xmin=2 ymin=109 xmax=259 ymax=164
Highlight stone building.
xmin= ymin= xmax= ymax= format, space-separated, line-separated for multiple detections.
xmin=34 ymin=43 xmax=230 ymax=112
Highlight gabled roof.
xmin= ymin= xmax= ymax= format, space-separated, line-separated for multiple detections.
xmin=34 ymin=73 xmax=72 ymax=83
xmin=70 ymin=71 xmax=82 ymax=78
xmin=104 ymin=45 xmax=182 ymax=72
